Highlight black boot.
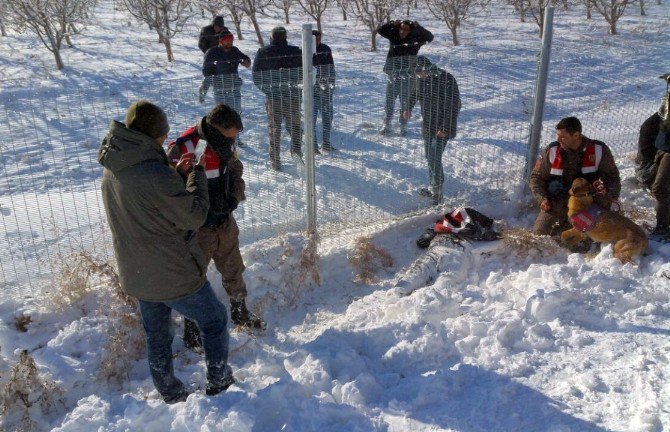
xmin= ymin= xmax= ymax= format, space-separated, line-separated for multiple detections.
xmin=183 ymin=318 xmax=201 ymax=349
xmin=230 ymin=299 xmax=266 ymax=330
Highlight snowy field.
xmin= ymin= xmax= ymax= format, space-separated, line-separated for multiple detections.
xmin=0 ymin=0 xmax=669 ymax=431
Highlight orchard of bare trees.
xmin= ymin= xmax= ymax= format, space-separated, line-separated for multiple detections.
xmin=1 ymin=0 xmax=661 ymax=69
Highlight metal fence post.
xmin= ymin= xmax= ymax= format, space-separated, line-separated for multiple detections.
xmin=302 ymin=24 xmax=317 ymax=233
xmin=524 ymin=6 xmax=555 ymax=183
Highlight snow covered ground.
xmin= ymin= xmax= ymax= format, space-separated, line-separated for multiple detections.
xmin=0 ymin=1 xmax=669 ymax=431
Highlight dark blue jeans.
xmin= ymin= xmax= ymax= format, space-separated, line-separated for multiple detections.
xmin=313 ymin=85 xmax=333 ymax=149
xmin=384 ymin=75 xmax=413 ymax=126
xmin=423 ymin=135 xmax=449 ymax=195
xmin=138 ymin=281 xmax=232 ymax=400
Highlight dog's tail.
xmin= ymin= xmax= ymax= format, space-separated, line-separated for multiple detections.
xmin=613 ymin=230 xmax=648 ymax=263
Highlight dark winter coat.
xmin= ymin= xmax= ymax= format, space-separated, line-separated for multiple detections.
xmin=98 ymin=121 xmax=210 ymax=302
xmin=166 ymin=117 xmax=245 ymax=227
xmin=313 ymin=43 xmax=335 ymax=85
xmin=409 ymin=66 xmax=461 ymax=139
xmin=530 ymin=137 xmax=621 ymax=208
xmin=199 ymin=24 xmax=229 ymax=54
xmin=377 ymin=21 xmax=433 ymax=74
xmin=252 ymin=39 xmax=303 ymax=97
xmin=202 ymin=46 xmax=251 ymax=89
xmin=635 ymin=112 xmax=661 ymax=185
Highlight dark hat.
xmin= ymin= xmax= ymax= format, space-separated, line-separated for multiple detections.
xmin=212 ymin=16 xmax=224 ymax=27
xmin=271 ymin=26 xmax=287 ymax=37
xmin=125 ymin=100 xmax=169 ymax=139
xmin=312 ymin=30 xmax=322 ymax=36
xmin=416 ymin=55 xmax=435 ymax=71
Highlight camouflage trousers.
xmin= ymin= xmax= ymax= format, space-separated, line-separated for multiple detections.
xmin=196 ymin=215 xmax=247 ymax=302
xmin=532 ymin=199 xmax=570 ymax=236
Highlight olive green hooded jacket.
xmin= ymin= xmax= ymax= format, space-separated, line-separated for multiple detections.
xmin=98 ymin=121 xmax=210 ymax=301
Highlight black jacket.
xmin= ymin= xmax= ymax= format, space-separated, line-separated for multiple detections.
xmin=252 ymin=39 xmax=303 ymax=96
xmin=202 ymin=46 xmax=250 ymax=91
xmin=313 ymin=43 xmax=335 ymax=85
xmin=409 ymin=67 xmax=461 ymax=139
xmin=199 ymin=24 xmax=229 ymax=54
xmin=377 ymin=21 xmax=433 ymax=74
xmin=635 ymin=112 xmax=661 ymax=184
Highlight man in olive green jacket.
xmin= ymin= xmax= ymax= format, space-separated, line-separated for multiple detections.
xmin=98 ymin=100 xmax=234 ymax=403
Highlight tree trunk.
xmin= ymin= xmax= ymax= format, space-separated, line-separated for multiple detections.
xmin=0 ymin=19 xmax=6 ymax=37
xmin=53 ymin=47 xmax=65 ymax=70
xmin=449 ymin=25 xmax=459 ymax=46
xmin=316 ymin=15 xmax=322 ymax=32
xmin=285 ymin=8 xmax=290 ymax=23
xmin=640 ymin=0 xmax=645 ymax=15
xmin=370 ymin=30 xmax=377 ymax=51
xmin=163 ymin=35 xmax=174 ymax=62
xmin=609 ymin=19 xmax=617 ymax=35
xmin=341 ymin=5 xmax=347 ymax=20
xmin=250 ymin=15 xmax=264 ymax=47
xmin=538 ymin=9 xmax=544 ymax=37
xmin=586 ymin=1 xmax=592 ymax=19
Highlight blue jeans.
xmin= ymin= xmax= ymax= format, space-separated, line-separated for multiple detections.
xmin=313 ymin=85 xmax=333 ymax=148
xmin=138 ymin=281 xmax=232 ymax=400
xmin=423 ymin=135 xmax=449 ymax=194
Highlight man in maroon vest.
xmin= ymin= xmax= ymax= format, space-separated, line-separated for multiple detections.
xmin=530 ymin=116 xmax=621 ymax=236
xmin=167 ymin=105 xmax=265 ymax=349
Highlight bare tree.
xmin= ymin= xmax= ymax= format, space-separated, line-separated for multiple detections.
xmin=273 ymin=0 xmax=295 ymax=23
xmin=591 ymin=0 xmax=630 ymax=34
xmin=0 ymin=1 xmax=9 ymax=36
xmin=336 ymin=0 xmax=348 ymax=19
xmin=507 ymin=0 xmax=528 ymax=22
xmin=344 ymin=0 xmax=402 ymax=51
xmin=425 ymin=0 xmax=490 ymax=45
xmin=236 ymin=0 xmax=272 ymax=46
xmin=5 ymin=0 xmax=96 ymax=70
xmin=526 ymin=0 xmax=559 ymax=37
xmin=297 ymin=0 xmax=329 ymax=31
xmin=226 ymin=2 xmax=245 ymax=40
xmin=122 ymin=0 xmax=194 ymax=62
xmin=639 ymin=0 xmax=645 ymax=14
xmin=584 ymin=0 xmax=592 ymax=18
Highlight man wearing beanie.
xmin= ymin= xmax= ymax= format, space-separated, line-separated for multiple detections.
xmin=252 ymin=26 xmax=303 ymax=170
xmin=200 ymin=31 xmax=251 ymax=146
xmin=199 ymin=15 xmax=228 ymax=54
xmin=636 ymin=73 xmax=670 ymax=241
xmin=98 ymin=100 xmax=235 ymax=403
xmin=167 ymin=104 xmax=266 ymax=349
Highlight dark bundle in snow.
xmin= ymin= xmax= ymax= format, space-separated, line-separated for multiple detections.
xmin=416 ymin=207 xmax=501 ymax=248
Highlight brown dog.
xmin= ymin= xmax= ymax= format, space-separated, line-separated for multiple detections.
xmin=561 ymin=177 xmax=648 ymax=263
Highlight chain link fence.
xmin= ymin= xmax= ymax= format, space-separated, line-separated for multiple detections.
xmin=0 ymin=25 xmax=659 ymax=294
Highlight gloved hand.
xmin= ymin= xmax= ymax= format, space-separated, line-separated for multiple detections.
xmin=547 ymin=180 xmax=564 ymax=197
xmin=225 ymin=196 xmax=239 ymax=212
xmin=416 ymin=228 xmax=437 ymax=248
xmin=198 ymin=88 xmax=206 ymax=104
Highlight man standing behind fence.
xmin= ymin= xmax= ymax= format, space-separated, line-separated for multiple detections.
xmin=312 ymin=30 xmax=336 ymax=153
xmin=199 ymin=16 xmax=228 ymax=54
xmin=98 ymin=100 xmax=234 ymax=403
xmin=377 ymin=19 xmax=433 ymax=136
xmin=167 ymin=104 xmax=266 ymax=347
xmin=404 ymin=56 xmax=461 ymax=205
xmin=200 ymin=31 xmax=251 ymax=147
xmin=530 ymin=116 xmax=621 ymax=238
xmin=252 ymin=26 xmax=303 ymax=171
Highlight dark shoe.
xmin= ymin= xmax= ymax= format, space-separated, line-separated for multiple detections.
xmin=416 ymin=228 xmax=437 ymax=248
xmin=271 ymin=159 xmax=282 ymax=171
xmin=399 ymin=125 xmax=407 ymax=137
xmin=313 ymin=148 xmax=321 ymax=155
xmin=231 ymin=299 xmax=267 ymax=330
xmin=206 ymin=375 xmax=236 ymax=396
xmin=419 ymin=188 xmax=434 ymax=198
xmin=164 ymin=388 xmax=190 ymax=404
xmin=322 ymin=144 xmax=334 ymax=152
xmin=183 ymin=318 xmax=201 ymax=349
xmin=379 ymin=124 xmax=389 ymax=135
xmin=649 ymin=225 xmax=670 ymax=242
